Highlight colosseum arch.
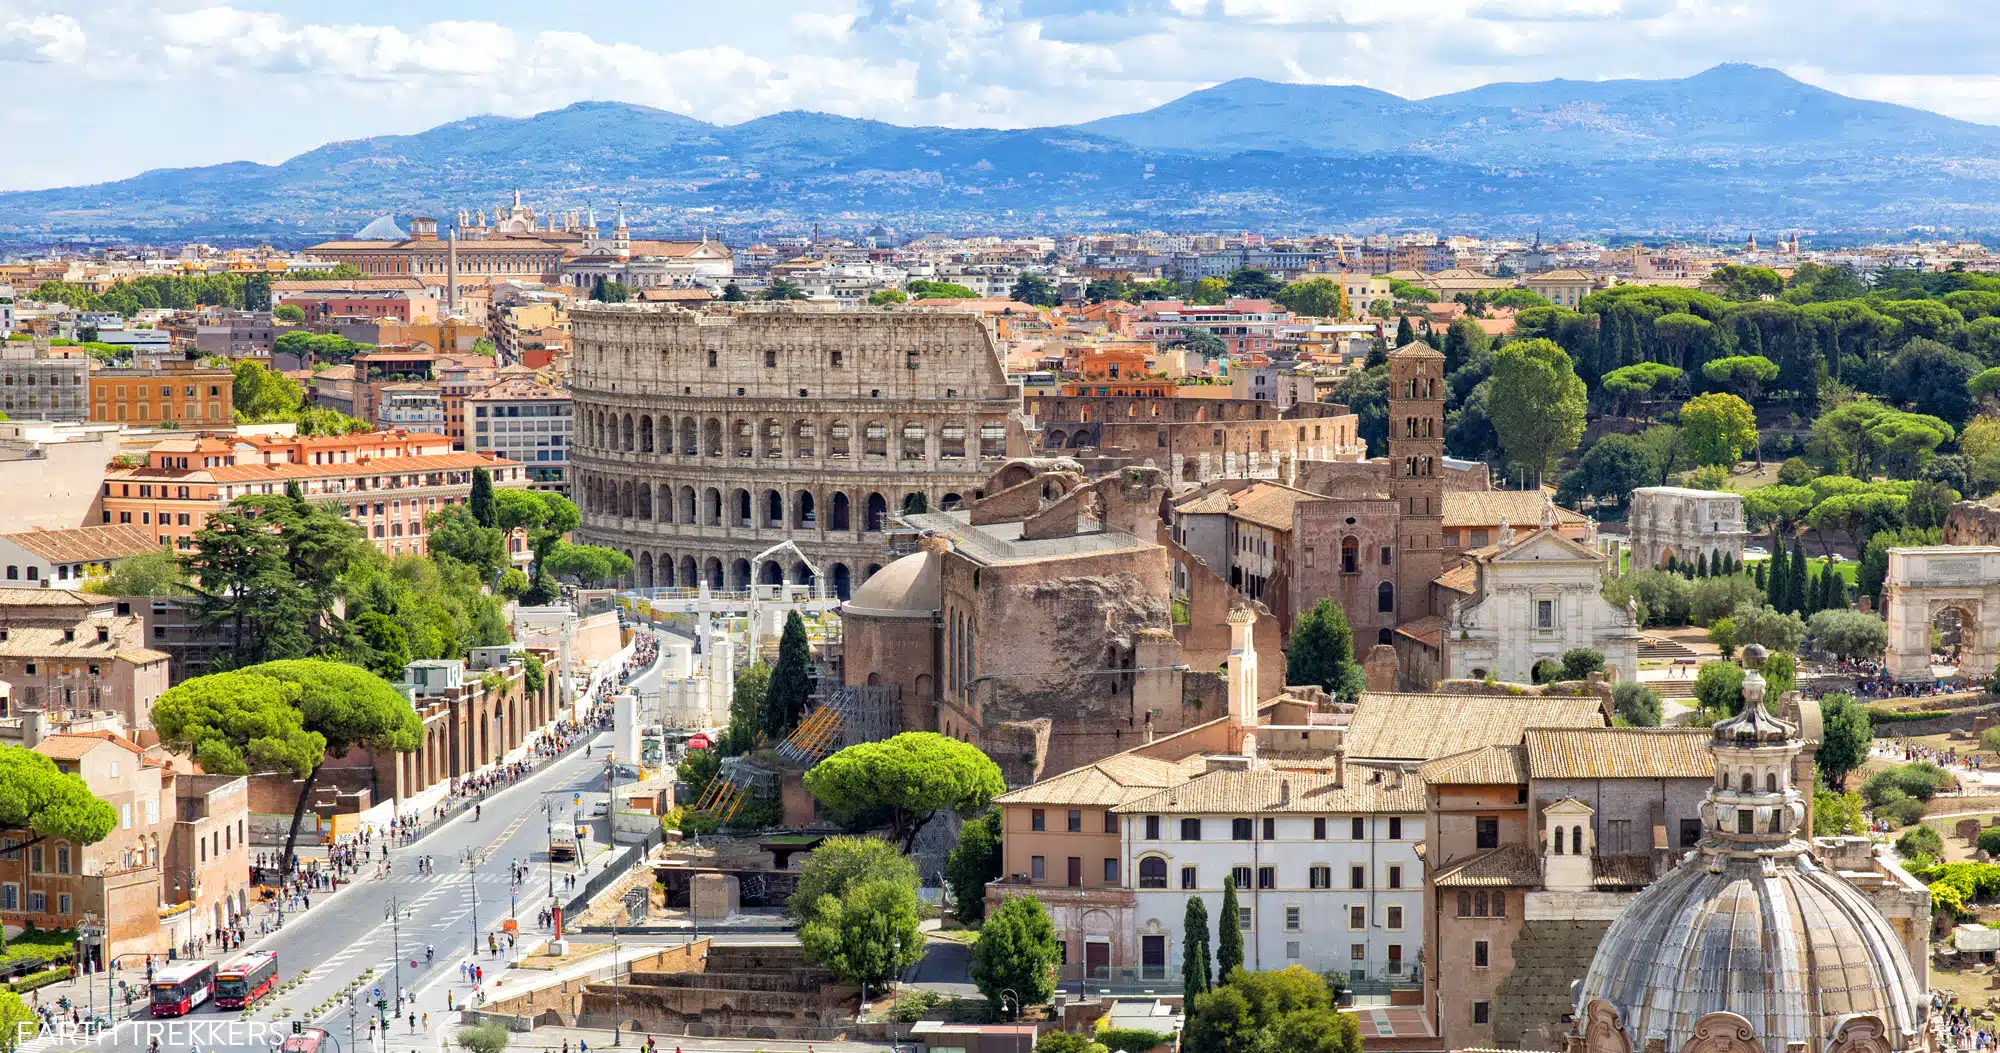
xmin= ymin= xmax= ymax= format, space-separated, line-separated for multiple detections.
xmin=762 ymin=418 xmax=784 ymax=458
xmin=678 ymin=486 xmax=697 ymax=525
xmin=829 ymin=492 xmax=851 ymax=531
xmin=794 ymin=420 xmax=816 ymax=456
xmin=704 ymin=488 xmax=722 ymax=526
xmin=703 ymin=418 xmax=723 ymax=456
xmin=733 ymin=418 xmax=754 ymax=458
xmin=763 ymin=489 xmax=784 ymax=528
xmin=621 ymin=414 xmax=635 ymax=451
xmin=731 ymin=488 xmax=752 ymax=528
xmin=793 ymin=490 xmax=816 ymax=528
xmin=1047 ymin=428 xmax=1069 ymax=449
xmin=832 ymin=563 xmax=852 ymax=599
xmin=941 ymin=492 xmax=963 ymax=510
xmin=640 ymin=415 xmax=654 ymax=453
xmin=1883 ymin=546 xmax=2000 ymax=679
xmin=659 ymin=555 xmax=675 ymax=587
xmin=619 ymin=480 xmax=634 ymax=518
xmin=637 ymin=552 xmax=654 ymax=587
xmin=731 ymin=559 xmax=752 ymax=589
xmin=759 ymin=560 xmax=784 ymax=586
xmin=682 ymin=556 xmax=698 ymax=587
xmin=793 ymin=561 xmax=814 ymax=587
xmin=680 ymin=417 xmax=698 ymax=456
xmin=865 ymin=492 xmax=888 ymax=531
xmin=703 ymin=557 xmax=723 ymax=588
xmin=636 ymin=483 xmax=652 ymax=520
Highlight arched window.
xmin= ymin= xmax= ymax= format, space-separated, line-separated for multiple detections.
xmin=1377 ymin=581 xmax=1395 ymax=613
xmin=1739 ymin=772 xmax=1753 ymax=793
xmin=1458 ymin=892 xmax=1472 ymax=917
xmin=1474 ymin=891 xmax=1489 ymax=917
xmin=1341 ymin=536 xmax=1359 ymax=574
xmin=1765 ymin=773 xmax=1778 ymax=793
xmin=1138 ymin=856 xmax=1167 ymax=889
xmin=1570 ymin=825 xmax=1583 ymax=856
xmin=830 ymin=492 xmax=851 ymax=531
xmin=1552 ymin=829 xmax=1564 ymax=855
xmin=1491 ymin=891 xmax=1507 ymax=917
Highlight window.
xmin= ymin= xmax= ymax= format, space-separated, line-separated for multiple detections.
xmin=1104 ymin=859 xmax=1119 ymax=884
xmin=1262 ymin=817 xmax=1275 ymax=840
xmin=1351 ymin=817 xmax=1365 ymax=840
xmin=1348 ymin=905 xmax=1366 ymax=930
xmin=1737 ymin=809 xmax=1753 ymax=834
xmin=26 ymin=891 xmax=43 ymax=914
xmin=1492 ymin=891 xmax=1507 ymax=917
xmin=1387 ymin=817 xmax=1402 ymax=840
xmin=1473 ymin=1002 xmax=1491 ymax=1025
xmin=57 ymin=894 xmax=69 ymax=915
xmin=1313 ymin=817 xmax=1326 ymax=840
xmin=1474 ymin=940 xmax=1490 ymax=968
xmin=1537 ymin=599 xmax=1555 ymax=629
xmin=1258 ymin=866 xmax=1275 ymax=890
xmin=0 ymin=885 xmax=13 ymax=910
xmin=1181 ymin=866 xmax=1198 ymax=890
xmin=1146 ymin=815 xmax=1160 ymax=840
xmin=1287 ymin=941 xmax=1301 ymax=960
xmin=1340 ymin=536 xmax=1359 ymax=574
xmin=1388 ymin=865 xmax=1402 ymax=890
xmin=1139 ymin=857 xmax=1167 ymax=889
xmin=1284 ymin=906 xmax=1301 ymax=932
xmin=1377 ymin=580 xmax=1395 ymax=613
xmin=1309 ymin=865 xmax=1331 ymax=889
xmin=1104 ymin=811 xmax=1119 ymax=834
xmin=28 ymin=847 xmax=41 ymax=874
xmin=1180 ymin=818 xmax=1202 ymax=841
xmin=1350 ymin=865 xmax=1365 ymax=890
xmin=1476 ymin=817 xmax=1499 ymax=850
xmin=1231 ymin=866 xmax=1253 ymax=891
xmin=1238 ymin=907 xmax=1253 ymax=931
xmin=1386 ymin=906 xmax=1404 ymax=930
xmin=1031 ymin=809 xmax=1045 ymax=831
xmin=55 ymin=846 xmax=69 ymax=874
xmin=1680 ymin=819 xmax=1702 ymax=848
xmin=1067 ymin=809 xmax=1082 ymax=833
xmin=1031 ymin=856 xmax=1045 ymax=880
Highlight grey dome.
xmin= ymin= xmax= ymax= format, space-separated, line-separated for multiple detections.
xmin=1576 ymin=850 xmax=1927 ymax=1052
xmin=354 ymin=215 xmax=409 ymax=240
xmin=840 ymin=550 xmax=938 ymax=619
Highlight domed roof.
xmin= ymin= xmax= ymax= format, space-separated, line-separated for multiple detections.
xmin=1576 ymin=851 xmax=1927 ymax=1052
xmin=840 ymin=550 xmax=939 ymax=619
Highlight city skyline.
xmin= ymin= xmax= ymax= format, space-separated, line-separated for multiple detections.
xmin=6 ymin=0 xmax=2000 ymax=193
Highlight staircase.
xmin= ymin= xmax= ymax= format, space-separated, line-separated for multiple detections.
xmin=777 ymin=701 xmax=845 ymax=765
xmin=1639 ymin=635 xmax=1700 ymax=662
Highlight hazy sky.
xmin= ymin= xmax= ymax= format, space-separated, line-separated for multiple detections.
xmin=4 ymin=0 xmax=1997 ymax=191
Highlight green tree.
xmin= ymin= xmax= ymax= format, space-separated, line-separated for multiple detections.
xmin=763 ymin=278 xmax=807 ymax=301
xmin=424 ymin=505 xmax=508 ymax=579
xmin=1693 ymin=660 xmax=1746 ymax=715
xmin=1284 ymin=600 xmax=1365 ymax=701
xmin=1394 ymin=316 xmax=1416 ymax=348
xmin=1183 ymin=896 xmax=1213 ymax=996
xmin=1860 ymin=526 xmax=1941 ymax=603
xmin=1700 ymin=355 xmax=1779 ymax=402
xmin=1808 ymin=609 xmax=1889 ymax=663
xmin=1099 ymin=1029 xmax=1173 ymax=1053
xmin=1274 ymin=278 xmax=1347 ymax=319
xmin=348 ymin=611 xmax=411 ymax=678
xmin=1011 ymin=275 xmax=1060 ymax=307
xmin=1896 ymin=824 xmax=1942 ymax=862
xmin=232 ymin=359 xmax=305 ymax=420
xmin=717 ymin=661 xmax=769 ymax=755
xmin=1680 ymin=392 xmax=1760 ymax=467
xmin=1729 ymin=602 xmax=1807 ymax=653
xmin=457 ymin=1023 xmax=510 ymax=1053
xmin=82 ymin=548 xmax=191 ymax=596
xmin=765 ymin=609 xmax=814 ymax=737
xmin=1035 ymin=1034 xmax=1108 ymax=1053
xmin=1599 ymin=362 xmax=1683 ymax=418
xmin=1814 ymin=785 xmax=1867 ymax=836
xmin=908 ymin=279 xmax=979 ymax=300
xmin=1710 ymin=265 xmax=1785 ymax=301
xmin=1558 ymin=648 xmax=1604 ymax=682
xmin=1885 ymin=338 xmax=1982 ymax=425
xmin=972 ymin=895 xmax=1061 ymax=1016
xmin=0 ymin=988 xmax=37 ymax=1050
xmin=1488 ymin=338 xmax=1587 ymax=486
xmin=869 ymin=289 xmax=907 ymax=306
xmin=946 ymin=810 xmax=1003 ymax=923
xmin=591 ymin=277 xmax=632 ymax=303
xmin=470 ymin=467 xmax=496 ymax=528
xmin=787 ymin=835 xmax=918 ymax=921
xmin=1225 ymin=269 xmax=1282 ymax=300
xmin=1707 ymin=617 xmax=1738 ymax=659
xmin=1788 ymin=540 xmax=1809 ymax=615
xmin=541 ymin=542 xmax=634 ymax=587
xmin=804 ymin=733 xmax=1006 ymax=852
xmin=0 ymin=746 xmax=118 ymax=876
xmin=800 ymin=877 xmax=926 ymax=990
xmin=1216 ymin=878 xmax=1244 ymax=979
xmin=721 ymin=283 xmax=747 ymax=302
xmin=1611 ymin=681 xmax=1662 ymax=727
xmin=1816 ymin=693 xmax=1874 ymax=790
xmin=1557 ymin=433 xmax=1656 ymax=507
xmin=272 ymin=304 xmax=306 ymax=323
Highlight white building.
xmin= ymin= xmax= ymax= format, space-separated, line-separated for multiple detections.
xmin=466 ymin=377 xmax=571 ymax=491
xmin=1627 ymin=486 xmax=1749 ymax=570
xmin=1442 ymin=517 xmax=1642 ymax=683
xmin=1117 ymin=761 xmax=1426 ymax=985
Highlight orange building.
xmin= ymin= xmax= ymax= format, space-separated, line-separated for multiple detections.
xmin=100 ymin=430 xmax=528 ymax=556
xmin=1058 ymin=345 xmax=1174 ymax=397
xmin=89 ymin=363 xmax=234 ymax=427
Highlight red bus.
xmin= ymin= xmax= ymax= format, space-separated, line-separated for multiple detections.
xmin=214 ymin=951 xmax=279 ymax=1009
xmin=281 ymin=1029 xmax=328 ymax=1053
xmin=149 ymin=960 xmax=216 ymax=1017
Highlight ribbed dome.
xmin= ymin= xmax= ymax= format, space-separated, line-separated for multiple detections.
xmin=1576 ymin=850 xmax=1928 ymax=1051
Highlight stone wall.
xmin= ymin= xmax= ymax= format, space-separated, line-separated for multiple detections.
xmin=1492 ymin=919 xmax=1614 ymax=1050
xmin=1945 ymin=498 xmax=2000 ymax=547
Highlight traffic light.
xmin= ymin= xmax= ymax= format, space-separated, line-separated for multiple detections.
xmin=293 ymin=1022 xmax=303 ymax=1035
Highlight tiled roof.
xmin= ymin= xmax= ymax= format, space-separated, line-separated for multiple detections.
xmin=1434 ymin=562 xmax=1477 ymax=595
xmin=1529 ymin=269 xmax=1597 ymax=282
xmin=1433 ymin=844 xmax=1541 ymax=888
xmin=1228 ymin=483 xmax=1314 ymax=531
xmin=1387 ymin=342 xmax=1443 ymax=359
xmin=1444 ymin=491 xmax=1589 ymax=529
xmin=109 ymin=451 xmax=519 ymax=485
xmin=2 ymin=525 xmax=160 ymax=564
xmin=1344 ymin=693 xmax=1604 ymax=761
xmin=1171 ymin=488 xmax=1233 ymax=515
xmin=467 ymin=379 xmax=568 ymax=402
xmin=994 ymin=754 xmax=1187 ymax=808
xmin=0 ymin=622 xmax=140 ymax=660
xmin=35 ymin=731 xmax=145 ymax=761
xmin=1523 ymin=727 xmax=1714 ymax=780
xmin=1418 ymin=745 xmax=1527 ymax=786
xmin=1116 ymin=767 xmax=1424 ymax=815
xmin=0 ymin=588 xmax=97 ymax=608
xmin=270 ymin=278 xmax=427 ymax=292
xmin=1395 ymin=615 xmax=1445 ymax=649
xmin=1593 ymin=853 xmax=1657 ymax=888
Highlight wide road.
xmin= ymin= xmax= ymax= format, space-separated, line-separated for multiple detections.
xmin=75 ymin=634 xmax=678 ymax=1053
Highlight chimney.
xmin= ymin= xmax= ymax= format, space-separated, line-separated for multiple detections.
xmin=1278 ymin=779 xmax=1290 ymax=807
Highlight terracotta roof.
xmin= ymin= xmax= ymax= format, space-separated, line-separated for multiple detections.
xmin=35 ymin=730 xmax=145 ymax=761
xmin=0 ymin=525 xmax=159 ymax=564
xmin=994 ymin=754 xmax=1187 ymax=808
xmin=1434 ymin=562 xmax=1477 ymax=595
xmin=1433 ymin=844 xmax=1541 ymax=888
xmin=1387 ymin=342 xmax=1444 ymax=360
xmin=0 ymin=587 xmax=97 ymax=608
xmin=109 ymin=451 xmax=519 ymax=485
xmin=1228 ymin=483 xmax=1314 ymax=531
xmin=636 ymin=287 xmax=715 ymax=303
xmin=1418 ymin=745 xmax=1528 ymax=786
xmin=1523 ymin=727 xmax=1714 ymax=780
xmin=1528 ymin=269 xmax=1597 ymax=282
xmin=1592 ymin=853 xmax=1657 ymax=888
xmin=1395 ymin=615 xmax=1445 ymax=649
xmin=1343 ymin=693 xmax=1603 ymax=762
xmin=0 ymin=622 xmax=142 ymax=660
xmin=270 ymin=278 xmax=427 ymax=293
xmin=467 ymin=379 xmax=568 ymax=403
xmin=1171 ymin=488 xmax=1233 ymax=515
xmin=1444 ymin=491 xmax=1588 ymax=529
xmin=1117 ymin=767 xmax=1424 ymax=815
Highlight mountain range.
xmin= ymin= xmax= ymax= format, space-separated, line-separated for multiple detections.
xmin=10 ymin=64 xmax=2000 ymax=244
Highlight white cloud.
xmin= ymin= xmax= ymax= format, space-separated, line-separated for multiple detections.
xmin=0 ymin=12 xmax=84 ymax=63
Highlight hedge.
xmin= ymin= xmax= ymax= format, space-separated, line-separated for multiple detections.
xmin=1868 ymin=710 xmax=1950 ymax=725
xmin=9 ymin=967 xmax=70 ymax=994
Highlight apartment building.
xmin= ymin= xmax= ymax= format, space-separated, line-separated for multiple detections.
xmin=0 ymin=587 xmax=169 ymax=731
xmin=0 ymin=420 xmax=122 ymax=533
xmin=465 ymin=378 xmax=570 ymax=491
xmin=99 ymin=430 xmax=529 ymax=556
xmin=89 ymin=361 xmax=234 ymax=427
xmin=165 ymin=309 xmax=277 ymax=357
xmin=437 ymin=358 xmax=498 ymax=450
xmin=0 ymin=524 xmax=160 ymax=588
xmin=1129 ymin=300 xmax=1291 ymax=358
xmin=269 ymin=277 xmax=441 ymax=324
xmin=0 ymin=345 xmax=90 ymax=421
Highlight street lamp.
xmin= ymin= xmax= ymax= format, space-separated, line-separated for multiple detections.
xmin=460 ymin=850 xmax=482 ymax=956
xmin=384 ymin=894 xmax=408 ymax=1012
xmin=77 ymin=915 xmax=104 ymax=1021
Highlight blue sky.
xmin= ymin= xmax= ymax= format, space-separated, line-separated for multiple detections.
xmin=4 ymin=0 xmax=1997 ymax=191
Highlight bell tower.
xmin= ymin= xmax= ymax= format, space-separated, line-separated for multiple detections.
xmin=1387 ymin=342 xmax=1446 ymax=622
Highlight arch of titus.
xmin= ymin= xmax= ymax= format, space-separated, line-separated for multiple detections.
xmin=1882 ymin=546 xmax=2000 ymax=679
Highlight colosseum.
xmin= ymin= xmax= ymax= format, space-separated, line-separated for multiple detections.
xmin=568 ymin=303 xmax=1030 ymax=598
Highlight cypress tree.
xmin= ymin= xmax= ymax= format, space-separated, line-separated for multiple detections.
xmin=1697 ymin=551 xmax=1710 ymax=578
xmin=1754 ymin=559 xmax=1766 ymax=589
xmin=285 ymin=479 xmax=306 ymax=505
xmin=1216 ymin=878 xmax=1245 ymax=981
xmin=1395 ymin=316 xmax=1416 ymax=348
xmin=764 ymin=609 xmax=815 ymax=737
xmin=1285 ymin=599 xmax=1365 ymax=700
xmin=1788 ymin=541 xmax=1809 ymax=615
xmin=1182 ymin=897 xmax=1212 ymax=997
xmin=1722 ymin=553 xmax=1736 ymax=576
xmin=470 ymin=467 xmax=496 ymax=528
xmin=1766 ymin=533 xmax=1787 ymax=609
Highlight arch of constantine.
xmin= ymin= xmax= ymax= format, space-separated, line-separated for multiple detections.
xmin=1882 ymin=545 xmax=2000 ymax=679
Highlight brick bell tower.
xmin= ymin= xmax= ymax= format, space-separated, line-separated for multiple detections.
xmin=1387 ymin=342 xmax=1447 ymax=621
